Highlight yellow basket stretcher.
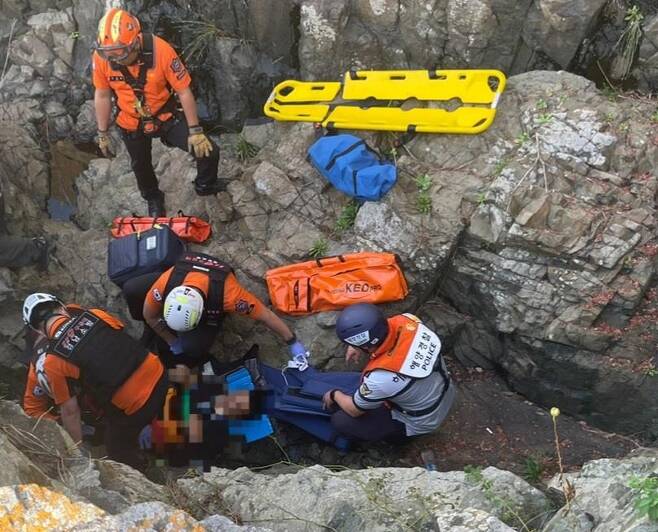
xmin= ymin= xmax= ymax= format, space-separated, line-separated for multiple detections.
xmin=264 ymin=69 xmax=507 ymax=134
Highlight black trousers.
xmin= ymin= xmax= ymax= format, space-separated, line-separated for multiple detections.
xmin=104 ymin=371 xmax=168 ymax=469
xmin=120 ymin=117 xmax=220 ymax=200
xmin=331 ymin=407 xmax=407 ymax=443
xmin=122 ymin=272 xmax=219 ymax=368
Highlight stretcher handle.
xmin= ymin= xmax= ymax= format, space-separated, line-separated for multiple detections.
xmin=178 ymin=210 xmax=192 ymax=235
xmin=315 ymin=255 xmax=346 ymax=267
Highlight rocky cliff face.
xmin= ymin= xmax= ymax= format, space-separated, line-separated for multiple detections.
xmin=0 ymin=1 xmax=657 ymax=530
xmin=0 ymin=398 xmax=655 ymax=531
xmin=0 ymin=0 xmax=656 ymax=134
xmin=0 ymin=69 xmax=656 ymax=440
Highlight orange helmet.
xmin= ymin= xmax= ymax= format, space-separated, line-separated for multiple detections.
xmin=95 ymin=8 xmax=141 ymax=62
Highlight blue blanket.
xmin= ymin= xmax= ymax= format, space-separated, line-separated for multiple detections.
xmin=259 ymin=364 xmax=361 ymax=452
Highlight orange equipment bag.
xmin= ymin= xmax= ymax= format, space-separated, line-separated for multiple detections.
xmin=265 ymin=252 xmax=408 ymax=315
xmin=110 ymin=211 xmax=212 ymax=243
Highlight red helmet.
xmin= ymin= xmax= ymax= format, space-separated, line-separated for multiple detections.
xmin=95 ymin=8 xmax=141 ymax=62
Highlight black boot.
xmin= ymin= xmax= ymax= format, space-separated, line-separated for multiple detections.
xmin=147 ymin=194 xmax=166 ymax=217
xmin=194 ymin=178 xmax=230 ymax=196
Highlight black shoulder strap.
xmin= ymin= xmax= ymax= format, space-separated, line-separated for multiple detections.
xmin=163 ymin=253 xmax=233 ymax=327
xmin=43 ymin=307 xmax=85 ymax=363
xmin=110 ymin=33 xmax=155 ymax=101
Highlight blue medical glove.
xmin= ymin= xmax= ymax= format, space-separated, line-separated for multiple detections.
xmin=288 ymin=340 xmax=308 ymax=359
xmin=138 ymin=424 xmax=152 ymax=450
xmin=169 ymin=337 xmax=185 ymax=356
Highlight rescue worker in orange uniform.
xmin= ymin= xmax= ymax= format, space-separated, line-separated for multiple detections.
xmin=121 ymin=252 xmax=309 ymax=368
xmin=323 ymin=303 xmax=455 ymax=442
xmin=92 ymin=8 xmax=223 ymax=217
xmin=21 ymin=293 xmax=168 ymax=469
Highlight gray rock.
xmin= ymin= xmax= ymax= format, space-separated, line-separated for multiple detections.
xmin=10 ymin=8 xmax=75 ymax=78
xmin=177 ymin=465 xmax=551 ymax=531
xmin=436 ymin=508 xmax=516 ymax=531
xmin=201 ymin=514 xmax=273 ymax=531
xmin=522 ymin=0 xmax=608 ymax=68
xmin=0 ymin=433 xmax=54 ymax=487
xmin=94 ymin=460 xmax=171 ymax=506
xmin=544 ymin=449 xmax=658 ymax=532
xmin=297 ymin=0 xmax=610 ymax=79
xmin=251 ymin=161 xmax=299 ymax=209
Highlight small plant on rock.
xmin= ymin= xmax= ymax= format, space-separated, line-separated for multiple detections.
xmin=651 ymin=110 xmax=658 ymax=124
xmin=601 ymin=83 xmax=619 ymax=101
xmin=335 ymin=200 xmax=359 ymax=233
xmin=523 ymin=456 xmax=544 ymax=484
xmin=611 ymin=5 xmax=644 ymax=80
xmin=515 ymin=132 xmax=530 ymax=146
xmin=174 ymin=19 xmax=240 ymax=66
xmin=236 ymin=135 xmax=259 ymax=162
xmin=464 ymin=464 xmax=484 ymax=484
xmin=629 ymin=475 xmax=658 ymax=521
xmin=493 ymin=159 xmax=508 ymax=176
xmin=308 ymin=238 xmax=328 ymax=258
xmin=414 ymin=174 xmax=433 ymax=215
xmin=536 ymin=98 xmax=549 ymax=111
xmin=645 ymin=367 xmax=658 ymax=378
xmin=551 ymin=407 xmax=577 ymax=509
xmin=537 ymin=113 xmax=553 ymax=125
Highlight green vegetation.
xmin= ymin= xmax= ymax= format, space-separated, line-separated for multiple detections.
xmin=476 ymin=192 xmax=487 ymax=206
xmin=464 ymin=464 xmax=484 ymax=484
xmin=612 ymin=5 xmax=644 ymax=80
xmin=173 ymin=20 xmax=238 ymax=65
xmin=515 ymin=132 xmax=530 ymax=146
xmin=629 ymin=476 xmax=658 ymax=521
xmin=308 ymin=238 xmax=328 ymax=258
xmin=537 ymin=113 xmax=553 ymax=125
xmin=414 ymin=174 xmax=433 ymax=214
xmin=601 ymin=83 xmax=619 ymax=101
xmin=493 ymin=159 xmax=508 ymax=176
xmin=651 ymin=109 xmax=658 ymax=124
xmin=236 ymin=135 xmax=259 ymax=162
xmin=463 ymin=464 xmax=533 ymax=530
xmin=535 ymin=98 xmax=549 ymax=111
xmin=523 ymin=456 xmax=543 ymax=484
xmin=335 ymin=201 xmax=359 ymax=233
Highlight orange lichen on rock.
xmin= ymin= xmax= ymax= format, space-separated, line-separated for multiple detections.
xmin=0 ymin=484 xmax=105 ymax=531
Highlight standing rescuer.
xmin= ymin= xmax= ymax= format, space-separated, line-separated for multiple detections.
xmin=21 ymin=293 xmax=168 ymax=469
xmin=92 ymin=8 xmax=223 ymax=217
xmin=323 ymin=303 xmax=455 ymax=442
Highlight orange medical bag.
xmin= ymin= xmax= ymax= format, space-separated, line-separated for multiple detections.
xmin=265 ymin=252 xmax=408 ymax=315
xmin=110 ymin=212 xmax=212 ymax=243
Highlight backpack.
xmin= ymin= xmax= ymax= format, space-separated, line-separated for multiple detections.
xmin=307 ymin=134 xmax=397 ymax=201
xmin=107 ymin=226 xmax=185 ymax=287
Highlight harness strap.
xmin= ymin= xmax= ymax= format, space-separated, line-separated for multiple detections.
xmin=110 ymin=34 xmax=177 ymax=132
xmin=388 ymin=359 xmax=452 ymax=417
xmin=164 ymin=253 xmax=232 ymax=327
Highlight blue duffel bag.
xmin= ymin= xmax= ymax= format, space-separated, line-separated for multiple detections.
xmin=307 ymin=134 xmax=397 ymax=201
xmin=108 ymin=225 xmax=184 ymax=287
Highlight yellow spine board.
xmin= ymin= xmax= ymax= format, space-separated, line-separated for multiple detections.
xmin=263 ymin=69 xmax=507 ymax=134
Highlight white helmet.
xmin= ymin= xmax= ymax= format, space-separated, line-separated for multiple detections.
xmin=163 ymin=286 xmax=204 ymax=332
xmin=23 ymin=293 xmax=63 ymax=329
